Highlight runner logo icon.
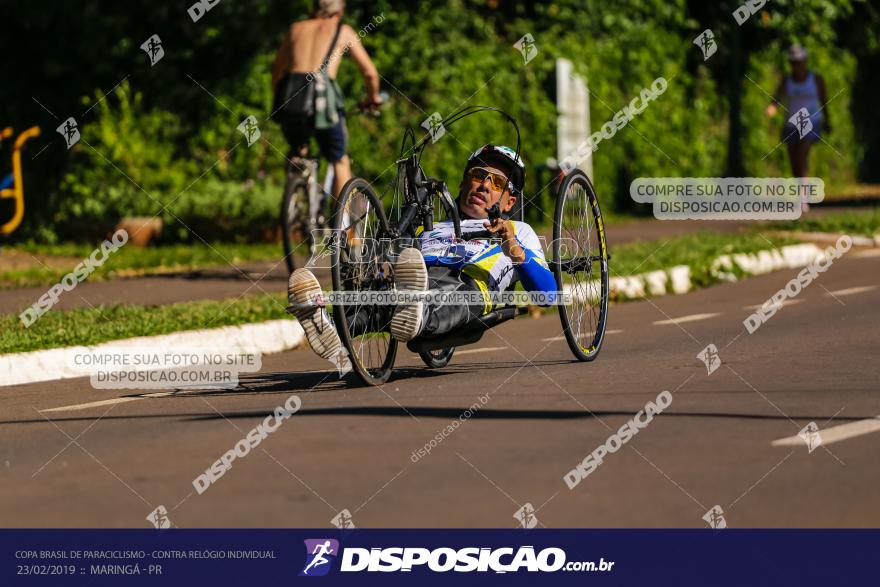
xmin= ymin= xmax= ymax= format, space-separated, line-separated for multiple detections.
xmin=300 ymin=539 xmax=339 ymax=577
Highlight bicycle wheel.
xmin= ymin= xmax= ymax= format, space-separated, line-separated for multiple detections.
xmin=552 ymin=170 xmax=609 ymax=361
xmin=419 ymin=348 xmax=455 ymax=369
xmin=331 ymin=177 xmax=398 ymax=385
xmin=281 ymin=177 xmax=308 ymax=274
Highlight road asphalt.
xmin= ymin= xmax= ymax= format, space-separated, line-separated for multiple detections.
xmin=1 ymin=247 xmax=877 ymax=527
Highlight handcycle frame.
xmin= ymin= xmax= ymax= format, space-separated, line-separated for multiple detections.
xmin=328 ymin=105 xmax=609 ymax=385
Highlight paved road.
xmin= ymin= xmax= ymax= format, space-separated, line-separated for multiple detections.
xmin=1 ymin=249 xmax=877 ymax=528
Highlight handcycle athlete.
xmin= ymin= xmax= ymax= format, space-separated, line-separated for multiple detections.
xmin=288 ymin=144 xmax=557 ymax=363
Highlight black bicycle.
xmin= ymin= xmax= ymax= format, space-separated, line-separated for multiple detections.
xmin=328 ymin=105 xmax=609 ymax=385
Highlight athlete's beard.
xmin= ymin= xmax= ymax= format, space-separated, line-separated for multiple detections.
xmin=457 ymin=198 xmax=478 ymax=220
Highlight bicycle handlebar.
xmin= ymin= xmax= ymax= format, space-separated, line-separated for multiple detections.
xmin=460 ymin=230 xmax=498 ymax=241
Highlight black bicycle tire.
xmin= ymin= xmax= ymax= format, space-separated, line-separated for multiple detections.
xmin=418 ymin=348 xmax=455 ymax=369
xmin=281 ymin=178 xmax=308 ymax=274
xmin=552 ymin=170 xmax=609 ymax=362
xmin=331 ymin=177 xmax=398 ymax=386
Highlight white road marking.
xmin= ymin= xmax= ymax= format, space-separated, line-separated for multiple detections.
xmin=454 ymin=346 xmax=509 ymax=355
xmin=409 ymin=346 xmax=510 ymax=361
xmin=541 ymin=329 xmax=623 ymax=342
xmin=41 ymin=392 xmax=172 ymax=413
xmin=772 ymin=417 xmax=880 ymax=447
xmin=822 ymin=285 xmax=876 ymax=298
xmin=743 ymin=299 xmax=804 ymax=311
xmin=853 ymin=248 xmax=880 ymax=258
xmin=653 ymin=313 xmax=721 ymax=326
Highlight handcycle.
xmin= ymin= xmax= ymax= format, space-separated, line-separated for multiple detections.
xmin=322 ymin=105 xmax=609 ymax=386
xmin=280 ymin=92 xmax=388 ymax=273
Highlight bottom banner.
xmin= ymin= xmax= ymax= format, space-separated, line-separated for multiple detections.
xmin=2 ymin=529 xmax=876 ymax=585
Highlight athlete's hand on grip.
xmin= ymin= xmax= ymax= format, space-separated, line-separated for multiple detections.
xmin=484 ymin=216 xmax=526 ymax=264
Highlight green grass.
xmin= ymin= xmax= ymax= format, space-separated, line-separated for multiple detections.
xmin=609 ymin=231 xmax=799 ymax=275
xmin=1 ymin=293 xmax=289 ymax=354
xmin=0 ymin=242 xmax=283 ymax=288
xmin=770 ymin=208 xmax=880 ymax=237
xmin=609 ymin=231 xmax=800 ymax=287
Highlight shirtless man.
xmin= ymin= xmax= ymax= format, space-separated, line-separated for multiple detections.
xmin=271 ymin=0 xmax=382 ymax=198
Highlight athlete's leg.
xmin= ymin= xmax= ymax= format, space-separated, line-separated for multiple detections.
xmin=287 ymin=269 xmax=345 ymax=361
xmin=418 ymin=271 xmax=485 ymax=337
xmin=391 ymin=250 xmax=486 ymax=341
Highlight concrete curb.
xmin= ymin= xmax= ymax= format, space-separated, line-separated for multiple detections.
xmin=605 ymin=243 xmax=827 ymax=301
xmin=770 ymin=230 xmax=879 ymax=248
xmin=0 ymin=319 xmax=305 ymax=388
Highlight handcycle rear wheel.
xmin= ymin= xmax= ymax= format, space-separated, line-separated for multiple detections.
xmin=552 ymin=170 xmax=609 ymax=361
xmin=418 ymin=347 xmax=455 ymax=368
xmin=331 ymin=177 xmax=398 ymax=385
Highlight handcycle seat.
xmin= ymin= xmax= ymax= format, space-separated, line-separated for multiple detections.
xmin=405 ymin=305 xmax=526 ymax=353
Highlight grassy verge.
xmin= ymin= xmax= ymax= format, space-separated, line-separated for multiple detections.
xmin=770 ymin=208 xmax=880 ymax=237
xmin=0 ymin=242 xmax=283 ymax=289
xmin=1 ymin=293 xmax=288 ymax=354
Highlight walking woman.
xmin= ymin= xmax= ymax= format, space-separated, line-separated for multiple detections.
xmin=765 ymin=44 xmax=832 ymax=212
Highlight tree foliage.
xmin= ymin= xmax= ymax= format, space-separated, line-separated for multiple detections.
xmin=1 ymin=0 xmax=876 ymax=241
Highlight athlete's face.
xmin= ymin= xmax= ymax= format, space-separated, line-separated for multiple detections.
xmin=458 ymin=164 xmax=517 ymax=219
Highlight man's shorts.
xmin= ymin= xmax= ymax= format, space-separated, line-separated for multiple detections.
xmin=282 ymin=115 xmax=348 ymax=162
xmin=781 ymin=118 xmax=822 ymax=144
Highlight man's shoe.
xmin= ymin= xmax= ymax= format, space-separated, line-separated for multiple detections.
xmin=288 ymin=269 xmax=345 ymax=361
xmin=390 ymin=247 xmax=428 ymax=342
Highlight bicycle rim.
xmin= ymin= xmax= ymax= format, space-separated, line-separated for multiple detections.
xmin=281 ymin=179 xmax=308 ymax=274
xmin=331 ymin=178 xmax=397 ymax=385
xmin=553 ymin=171 xmax=609 ymax=361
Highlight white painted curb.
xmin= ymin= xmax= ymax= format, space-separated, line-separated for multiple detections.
xmin=598 ymin=243 xmax=827 ymax=301
xmin=773 ymin=230 xmax=878 ymax=248
xmin=0 ymin=319 xmax=305 ymax=388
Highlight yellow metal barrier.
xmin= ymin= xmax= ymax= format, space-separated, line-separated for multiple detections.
xmin=0 ymin=126 xmax=41 ymax=235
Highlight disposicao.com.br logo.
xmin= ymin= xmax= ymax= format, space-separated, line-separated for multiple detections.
xmin=300 ymin=543 xmax=613 ymax=575
xmin=300 ymin=539 xmax=340 ymax=577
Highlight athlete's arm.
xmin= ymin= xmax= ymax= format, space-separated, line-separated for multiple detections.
xmin=514 ymin=246 xmax=556 ymax=305
xmin=488 ymin=221 xmax=556 ymax=305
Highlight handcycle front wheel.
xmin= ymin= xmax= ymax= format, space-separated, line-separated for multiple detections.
xmin=331 ymin=177 xmax=398 ymax=386
xmin=552 ymin=169 xmax=609 ymax=361
xmin=281 ymin=177 xmax=308 ymax=274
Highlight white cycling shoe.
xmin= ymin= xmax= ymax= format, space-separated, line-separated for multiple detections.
xmin=390 ymin=247 xmax=428 ymax=342
xmin=287 ymin=269 xmax=346 ymax=361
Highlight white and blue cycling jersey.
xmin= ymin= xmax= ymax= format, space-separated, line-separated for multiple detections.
xmin=417 ymin=218 xmax=557 ymax=307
